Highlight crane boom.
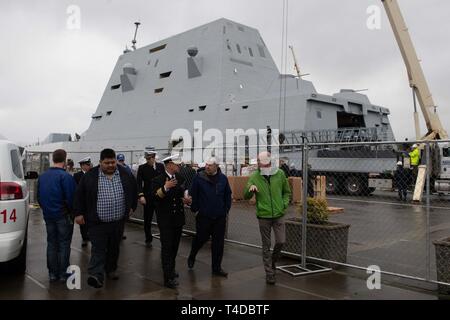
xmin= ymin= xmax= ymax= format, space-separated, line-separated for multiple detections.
xmin=382 ymin=0 xmax=448 ymax=140
xmin=289 ymin=45 xmax=301 ymax=78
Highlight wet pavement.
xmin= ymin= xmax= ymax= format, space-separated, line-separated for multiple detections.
xmin=0 ymin=206 xmax=446 ymax=300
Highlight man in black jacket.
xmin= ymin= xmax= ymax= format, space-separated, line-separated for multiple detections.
xmin=151 ymin=154 xmax=191 ymax=289
xmin=73 ymin=157 xmax=92 ymax=247
xmin=73 ymin=149 xmax=137 ymax=289
xmin=136 ymin=150 xmax=164 ymax=247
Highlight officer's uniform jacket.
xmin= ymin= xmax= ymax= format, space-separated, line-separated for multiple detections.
xmin=151 ymin=172 xmax=186 ymax=228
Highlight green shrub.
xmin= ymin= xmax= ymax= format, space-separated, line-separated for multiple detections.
xmin=298 ymin=197 xmax=329 ymax=225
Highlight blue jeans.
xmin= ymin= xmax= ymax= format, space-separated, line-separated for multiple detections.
xmin=44 ymin=215 xmax=74 ymax=279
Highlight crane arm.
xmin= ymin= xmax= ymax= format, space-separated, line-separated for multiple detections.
xmin=382 ymin=0 xmax=448 ymax=140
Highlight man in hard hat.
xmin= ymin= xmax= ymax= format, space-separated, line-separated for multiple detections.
xmin=394 ymin=161 xmax=409 ymax=201
xmin=409 ymin=144 xmax=421 ymax=183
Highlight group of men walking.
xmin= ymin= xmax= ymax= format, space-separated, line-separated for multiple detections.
xmin=37 ymin=148 xmax=292 ymax=289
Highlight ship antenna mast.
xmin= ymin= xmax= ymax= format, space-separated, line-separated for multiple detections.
xmin=131 ymin=21 xmax=141 ymax=50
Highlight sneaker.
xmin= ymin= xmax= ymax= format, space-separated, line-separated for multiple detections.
xmin=266 ymin=274 xmax=276 ymax=285
xmin=87 ymin=275 xmax=103 ymax=288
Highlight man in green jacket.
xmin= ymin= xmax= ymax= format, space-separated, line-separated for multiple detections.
xmin=244 ymin=151 xmax=291 ymax=285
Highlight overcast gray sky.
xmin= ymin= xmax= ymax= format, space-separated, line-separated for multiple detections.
xmin=1 ymin=0 xmax=449 ymax=145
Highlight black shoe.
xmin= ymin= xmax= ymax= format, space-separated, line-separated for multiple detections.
xmin=145 ymin=241 xmax=152 ymax=248
xmin=187 ymin=255 xmax=195 ymax=269
xmin=164 ymin=279 xmax=178 ymax=289
xmin=212 ymin=269 xmax=228 ymax=277
xmin=266 ymin=274 xmax=276 ymax=285
xmin=87 ymin=276 xmax=103 ymax=288
xmin=49 ymin=274 xmax=59 ymax=282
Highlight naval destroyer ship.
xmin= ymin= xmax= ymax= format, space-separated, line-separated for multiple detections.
xmin=26 ymin=18 xmax=396 ymax=193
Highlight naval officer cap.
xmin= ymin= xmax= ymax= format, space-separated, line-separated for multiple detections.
xmin=162 ymin=154 xmax=182 ymax=165
xmin=78 ymin=157 xmax=91 ymax=165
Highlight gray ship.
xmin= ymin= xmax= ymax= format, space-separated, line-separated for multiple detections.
xmin=26 ymin=18 xmax=396 ymax=194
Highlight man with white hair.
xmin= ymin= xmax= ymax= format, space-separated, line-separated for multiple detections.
xmin=244 ymin=151 xmax=291 ymax=285
xmin=187 ymin=157 xmax=232 ymax=277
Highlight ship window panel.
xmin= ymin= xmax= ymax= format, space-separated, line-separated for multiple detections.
xmin=443 ymin=148 xmax=449 ymax=157
xmin=258 ymin=45 xmax=266 ymax=58
xmin=106 ymin=111 xmax=112 ymax=116
xmin=223 ymin=26 xmax=226 ymax=34
xmin=316 ymin=111 xmax=322 ymax=119
xmin=242 ymin=105 xmax=248 ymax=109
xmin=199 ymin=105 xmax=206 ymax=111
xmin=154 ymin=88 xmax=164 ymax=93
xmin=149 ymin=44 xmax=167 ymax=53
xmin=188 ymin=109 xmax=194 ymax=113
xmin=337 ymin=111 xmax=365 ymax=128
xmin=236 ymin=44 xmax=241 ymax=54
xmin=248 ymin=47 xmax=254 ymax=57
xmin=238 ymin=26 xmax=244 ymax=32
xmin=111 ymin=84 xmax=121 ymax=90
xmin=159 ymin=71 xmax=172 ymax=78
xmin=225 ymin=108 xmax=230 ymax=111
xmin=226 ymin=39 xmax=232 ymax=52
xmin=154 ymin=59 xmax=159 ymax=67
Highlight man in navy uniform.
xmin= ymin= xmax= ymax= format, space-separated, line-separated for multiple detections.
xmin=151 ymin=154 xmax=191 ymax=288
xmin=73 ymin=157 xmax=92 ymax=247
xmin=136 ymin=149 xmax=165 ymax=247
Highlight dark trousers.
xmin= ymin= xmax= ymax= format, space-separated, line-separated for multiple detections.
xmin=189 ymin=215 xmax=226 ymax=272
xmin=44 ymin=216 xmax=74 ymax=278
xmin=88 ymin=220 xmax=124 ymax=282
xmin=143 ymin=202 xmax=156 ymax=243
xmin=79 ymin=223 xmax=89 ymax=241
xmin=159 ymin=225 xmax=183 ymax=281
xmin=398 ymin=188 xmax=408 ymax=200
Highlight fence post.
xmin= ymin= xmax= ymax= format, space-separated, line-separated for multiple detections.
xmin=425 ymin=141 xmax=431 ymax=281
xmin=301 ymin=140 xmax=309 ymax=269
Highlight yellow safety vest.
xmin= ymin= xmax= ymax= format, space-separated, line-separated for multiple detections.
xmin=409 ymin=148 xmax=420 ymax=166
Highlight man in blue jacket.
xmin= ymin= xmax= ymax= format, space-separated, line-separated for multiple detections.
xmin=187 ymin=157 xmax=232 ymax=277
xmin=37 ymin=149 xmax=76 ymax=282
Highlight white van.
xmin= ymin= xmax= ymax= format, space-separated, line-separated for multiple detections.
xmin=0 ymin=140 xmax=37 ymax=273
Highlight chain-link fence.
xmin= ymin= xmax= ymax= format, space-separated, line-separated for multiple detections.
xmin=25 ymin=140 xmax=450 ymax=293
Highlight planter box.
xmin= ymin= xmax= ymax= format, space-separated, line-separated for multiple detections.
xmin=284 ymin=218 xmax=350 ymax=263
xmin=433 ymin=238 xmax=450 ymax=294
